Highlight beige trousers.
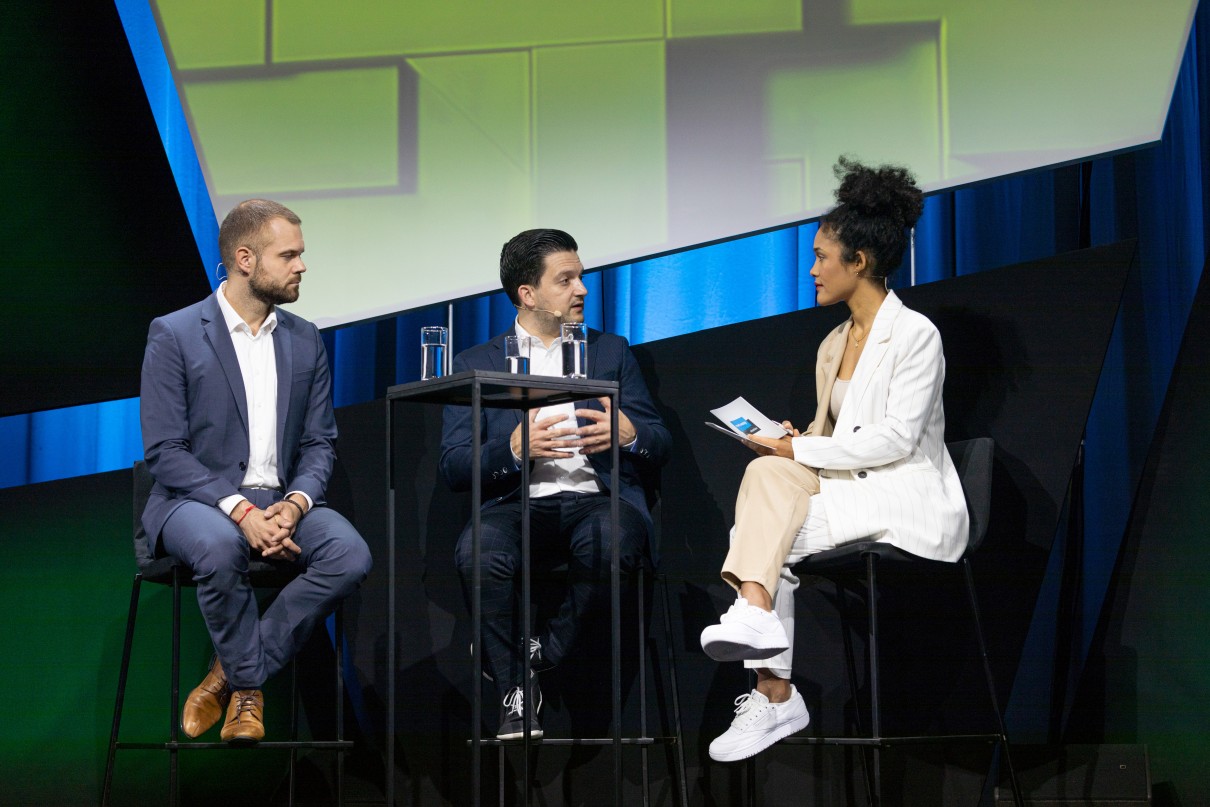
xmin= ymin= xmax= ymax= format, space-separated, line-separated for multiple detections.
xmin=721 ymin=455 xmax=822 ymax=597
xmin=722 ymin=455 xmax=836 ymax=679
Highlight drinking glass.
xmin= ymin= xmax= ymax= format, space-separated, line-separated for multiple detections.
xmin=504 ymin=335 xmax=530 ymax=374
xmin=420 ymin=326 xmax=447 ymax=380
xmin=560 ymin=322 xmax=586 ymax=378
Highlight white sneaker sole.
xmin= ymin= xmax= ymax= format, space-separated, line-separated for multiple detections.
xmin=497 ymin=728 xmax=545 ymax=741
xmin=709 ymin=710 xmax=810 ymax=762
xmin=700 ymin=628 xmax=790 ymax=662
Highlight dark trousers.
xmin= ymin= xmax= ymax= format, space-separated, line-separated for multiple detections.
xmin=159 ymin=488 xmax=373 ymax=690
xmin=455 ymin=492 xmax=647 ymax=699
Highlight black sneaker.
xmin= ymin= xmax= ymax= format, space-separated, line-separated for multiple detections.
xmin=496 ymin=681 xmax=543 ymax=740
xmin=477 ymin=637 xmax=551 ymax=682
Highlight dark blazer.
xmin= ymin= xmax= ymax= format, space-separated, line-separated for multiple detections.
xmin=139 ymin=294 xmax=337 ymax=545
xmin=439 ymin=326 xmax=671 ymax=537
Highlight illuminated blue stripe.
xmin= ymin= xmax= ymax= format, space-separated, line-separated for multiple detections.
xmin=113 ymin=0 xmax=220 ymax=285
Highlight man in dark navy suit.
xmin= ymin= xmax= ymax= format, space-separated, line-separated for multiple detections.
xmin=140 ymin=200 xmax=372 ymax=743
xmin=440 ymin=229 xmax=670 ymax=740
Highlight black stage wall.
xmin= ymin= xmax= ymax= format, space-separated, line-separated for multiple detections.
xmin=1 ymin=242 xmax=1142 ymax=805
xmin=1066 ymin=253 xmax=1210 ymax=807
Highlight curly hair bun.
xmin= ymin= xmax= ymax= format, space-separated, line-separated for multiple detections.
xmin=833 ymin=155 xmax=924 ymax=229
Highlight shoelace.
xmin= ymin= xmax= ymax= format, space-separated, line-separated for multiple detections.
xmin=503 ymin=687 xmax=526 ymax=718
xmin=730 ymin=692 xmax=768 ymax=728
xmin=230 ymin=693 xmax=260 ymax=722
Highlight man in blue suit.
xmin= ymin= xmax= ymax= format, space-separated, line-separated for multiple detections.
xmin=440 ymin=229 xmax=670 ymax=739
xmin=140 ymin=199 xmax=372 ymax=743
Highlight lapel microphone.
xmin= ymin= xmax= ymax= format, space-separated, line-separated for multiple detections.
xmin=513 ymin=303 xmax=564 ymax=318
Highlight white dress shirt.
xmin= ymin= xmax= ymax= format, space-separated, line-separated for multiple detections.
xmin=214 ymin=284 xmax=311 ymax=515
xmin=512 ymin=320 xmax=606 ymax=498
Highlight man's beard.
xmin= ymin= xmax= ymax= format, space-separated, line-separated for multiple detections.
xmin=248 ymin=259 xmax=299 ymax=306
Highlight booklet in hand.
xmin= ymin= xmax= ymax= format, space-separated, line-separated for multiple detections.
xmin=705 ymin=396 xmax=788 ymax=447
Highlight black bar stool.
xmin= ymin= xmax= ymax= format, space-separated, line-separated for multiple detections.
xmin=101 ymin=461 xmax=353 ymax=806
xmin=768 ymin=438 xmax=1025 ymax=806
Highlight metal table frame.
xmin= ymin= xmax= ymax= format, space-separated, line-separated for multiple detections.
xmin=386 ymin=370 xmax=623 ymax=806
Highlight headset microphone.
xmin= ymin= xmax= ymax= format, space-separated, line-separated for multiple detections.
xmin=513 ymin=303 xmax=563 ymax=318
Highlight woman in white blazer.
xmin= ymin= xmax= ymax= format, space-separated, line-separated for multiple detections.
xmin=700 ymin=157 xmax=969 ymax=762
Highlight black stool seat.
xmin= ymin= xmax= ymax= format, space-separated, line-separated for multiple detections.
xmin=136 ymin=552 xmax=304 ymax=588
xmin=795 ymin=540 xmax=950 ymax=572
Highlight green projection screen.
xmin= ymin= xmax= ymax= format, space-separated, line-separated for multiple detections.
xmin=148 ymin=0 xmax=1197 ymax=327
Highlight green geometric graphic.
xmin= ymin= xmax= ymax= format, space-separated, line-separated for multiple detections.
xmin=669 ymin=0 xmax=801 ymax=38
xmin=184 ymin=67 xmax=400 ymax=194
xmin=148 ymin=0 xmax=1197 ymax=325
xmin=270 ymin=0 xmax=664 ymax=59
xmin=154 ymin=0 xmax=264 ymax=68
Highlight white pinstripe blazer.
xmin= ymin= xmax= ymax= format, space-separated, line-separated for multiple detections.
xmin=791 ymin=291 xmax=969 ymax=561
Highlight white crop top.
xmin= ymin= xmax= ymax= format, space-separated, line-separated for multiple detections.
xmin=830 ymin=378 xmax=849 ymax=421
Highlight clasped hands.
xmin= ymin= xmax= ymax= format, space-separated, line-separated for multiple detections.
xmin=233 ymin=497 xmax=306 ymax=561
xmin=745 ymin=420 xmax=801 ymax=459
xmin=510 ymin=396 xmax=636 ymax=459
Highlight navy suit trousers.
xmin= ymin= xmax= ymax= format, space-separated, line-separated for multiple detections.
xmin=160 ymin=489 xmax=372 ymax=690
xmin=455 ymin=491 xmax=646 ymax=699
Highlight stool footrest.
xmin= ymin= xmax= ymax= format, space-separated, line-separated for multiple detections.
xmin=472 ymin=736 xmax=679 ymax=747
xmin=781 ymin=733 xmax=1002 ymax=747
xmin=117 ymin=740 xmax=354 ymax=751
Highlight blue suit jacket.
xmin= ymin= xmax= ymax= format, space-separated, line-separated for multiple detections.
xmin=439 ymin=327 xmax=671 ymax=538
xmin=139 ymin=294 xmax=337 ymax=545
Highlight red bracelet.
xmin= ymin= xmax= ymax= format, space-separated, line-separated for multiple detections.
xmin=234 ymin=503 xmax=256 ymax=525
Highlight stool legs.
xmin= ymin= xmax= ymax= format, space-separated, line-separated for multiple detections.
xmin=289 ymin=655 xmax=299 ymax=806
xmin=334 ymin=608 xmax=346 ymax=807
xmin=657 ymin=574 xmax=689 ymax=807
xmin=170 ymin=566 xmax=182 ymax=807
xmin=103 ymin=569 xmax=350 ymax=806
xmin=101 ymin=573 xmax=143 ymax=807
xmin=963 ymin=559 xmax=1024 ymax=807
xmin=639 ymin=567 xmax=650 ymax=807
xmin=865 ymin=553 xmax=882 ymax=806
xmin=836 ymin=579 xmax=876 ymax=805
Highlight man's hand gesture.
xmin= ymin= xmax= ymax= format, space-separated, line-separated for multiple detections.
xmin=574 ymin=397 xmax=637 ymax=455
xmin=234 ymin=501 xmax=302 ymax=561
xmin=510 ymin=410 xmax=580 ymax=459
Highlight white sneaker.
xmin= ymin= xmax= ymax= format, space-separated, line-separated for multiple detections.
xmin=708 ymin=686 xmax=810 ymax=762
xmin=700 ymin=597 xmax=790 ymax=661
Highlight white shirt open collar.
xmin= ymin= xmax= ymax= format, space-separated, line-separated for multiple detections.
xmin=217 ymin=281 xmax=278 ymax=337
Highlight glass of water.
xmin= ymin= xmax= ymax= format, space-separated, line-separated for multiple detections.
xmin=560 ymin=322 xmax=586 ymax=378
xmin=504 ymin=335 xmax=530 ymax=374
xmin=420 ymin=326 xmax=447 ymax=380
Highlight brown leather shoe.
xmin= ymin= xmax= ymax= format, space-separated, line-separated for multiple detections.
xmin=181 ymin=657 xmax=230 ymax=738
xmin=220 ymin=689 xmax=265 ymax=744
